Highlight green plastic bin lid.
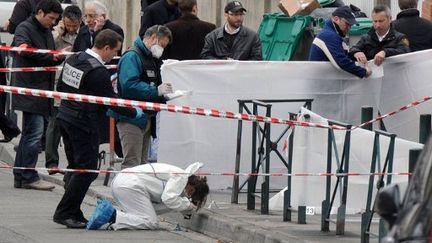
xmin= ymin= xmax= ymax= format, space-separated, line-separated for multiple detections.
xmin=318 ymin=0 xmax=336 ymax=7
xmin=349 ymin=17 xmax=372 ymax=36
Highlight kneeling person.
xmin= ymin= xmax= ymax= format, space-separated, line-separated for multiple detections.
xmin=87 ymin=162 xmax=209 ymax=230
xmin=53 ymin=29 xmax=143 ymax=229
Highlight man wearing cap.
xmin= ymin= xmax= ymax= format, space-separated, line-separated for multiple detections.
xmin=309 ymin=6 xmax=371 ymax=78
xmin=200 ymin=0 xmax=262 ymax=60
xmin=349 ymin=5 xmax=410 ymax=66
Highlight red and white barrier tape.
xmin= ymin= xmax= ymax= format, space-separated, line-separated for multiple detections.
xmin=0 ymin=45 xmax=120 ymax=59
xmin=0 ymin=164 xmax=412 ymax=177
xmin=0 ymin=85 xmax=345 ymax=129
xmin=0 ymin=65 xmax=117 ymax=73
xmin=0 ymin=85 xmax=430 ymax=130
xmin=352 ymin=96 xmax=432 ymax=129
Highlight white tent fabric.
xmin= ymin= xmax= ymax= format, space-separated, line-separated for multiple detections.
xmin=158 ymin=51 xmax=430 ymax=211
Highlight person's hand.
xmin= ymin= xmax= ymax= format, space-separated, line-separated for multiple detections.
xmin=53 ymin=46 xmax=71 ymax=61
xmin=134 ymin=107 xmax=144 ymax=119
xmin=365 ymin=66 xmax=372 ymax=78
xmin=4 ymin=20 xmax=9 ymax=32
xmin=157 ymin=83 xmax=173 ymax=96
xmin=354 ymin=52 xmax=367 ymax=65
xmin=93 ymin=15 xmax=106 ymax=32
xmin=17 ymin=43 xmax=28 ymax=55
xmin=374 ymin=51 xmax=386 ymax=66
xmin=56 ymin=20 xmax=65 ymax=36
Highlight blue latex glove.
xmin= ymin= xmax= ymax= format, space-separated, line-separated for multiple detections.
xmin=135 ymin=107 xmax=144 ymax=119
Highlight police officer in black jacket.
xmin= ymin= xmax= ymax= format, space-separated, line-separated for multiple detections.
xmin=53 ymin=29 xmax=142 ymax=229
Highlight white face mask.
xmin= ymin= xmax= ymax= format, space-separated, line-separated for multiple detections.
xmin=150 ymin=41 xmax=164 ymax=59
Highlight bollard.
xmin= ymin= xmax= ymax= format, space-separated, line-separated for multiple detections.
xmin=408 ymin=149 xmax=422 ymax=184
xmin=361 ymin=106 xmax=373 ymax=131
xmin=419 ymin=114 xmax=431 ymax=144
xmin=298 ymin=206 xmax=306 ymax=224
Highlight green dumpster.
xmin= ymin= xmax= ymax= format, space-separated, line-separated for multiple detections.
xmin=349 ymin=17 xmax=372 ymax=46
xmin=318 ymin=0 xmax=336 ymax=7
xmin=258 ymin=13 xmax=313 ymax=61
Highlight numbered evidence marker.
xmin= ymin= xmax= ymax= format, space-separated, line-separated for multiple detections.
xmin=306 ymin=206 xmax=315 ymax=215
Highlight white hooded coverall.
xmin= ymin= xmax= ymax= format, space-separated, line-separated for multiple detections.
xmin=110 ymin=162 xmax=202 ymax=230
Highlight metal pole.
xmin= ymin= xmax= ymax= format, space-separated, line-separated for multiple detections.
xmin=261 ymin=104 xmax=271 ymax=215
xmin=419 ymin=114 xmax=431 ymax=144
xmin=408 ymin=149 xmax=422 ymax=184
xmin=361 ymin=106 xmax=373 ymax=131
xmin=231 ymin=102 xmax=244 ymax=203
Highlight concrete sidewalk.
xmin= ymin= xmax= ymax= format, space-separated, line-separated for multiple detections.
xmin=0 ymin=139 xmax=379 ymax=243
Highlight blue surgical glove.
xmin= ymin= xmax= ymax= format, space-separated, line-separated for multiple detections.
xmin=135 ymin=107 xmax=144 ymax=119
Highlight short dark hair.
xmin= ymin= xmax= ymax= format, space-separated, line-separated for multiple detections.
xmin=187 ymin=175 xmax=209 ymax=210
xmin=398 ymin=0 xmax=418 ymax=10
xmin=36 ymin=0 xmax=63 ymax=15
xmin=178 ymin=0 xmax=196 ymax=13
xmin=93 ymin=29 xmax=123 ymax=49
xmin=144 ymin=25 xmax=173 ymax=44
xmin=372 ymin=5 xmax=392 ymax=17
xmin=63 ymin=5 xmax=82 ymax=21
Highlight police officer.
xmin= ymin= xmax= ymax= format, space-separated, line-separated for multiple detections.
xmin=53 ymin=29 xmax=142 ymax=229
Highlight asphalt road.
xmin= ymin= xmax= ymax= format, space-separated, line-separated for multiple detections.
xmin=0 ymin=170 xmax=218 ymax=243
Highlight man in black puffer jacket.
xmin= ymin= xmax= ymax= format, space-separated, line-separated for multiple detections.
xmin=349 ymin=5 xmax=410 ymax=66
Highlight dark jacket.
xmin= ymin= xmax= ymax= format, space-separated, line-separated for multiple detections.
xmin=107 ymin=37 xmax=162 ymax=132
xmin=12 ymin=16 xmax=63 ymax=116
xmin=7 ymin=0 xmax=39 ymax=34
xmin=73 ymin=19 xmax=124 ymax=54
xmin=393 ymin=9 xmax=432 ymax=52
xmin=164 ymin=13 xmax=216 ymax=60
xmin=200 ymin=26 xmax=263 ymax=60
xmin=139 ymin=0 xmax=180 ymax=38
xmin=349 ymin=27 xmax=410 ymax=60
xmin=309 ymin=20 xmax=366 ymax=78
xmin=57 ymin=51 xmax=135 ymax=130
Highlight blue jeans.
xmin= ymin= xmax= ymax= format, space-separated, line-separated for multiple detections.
xmin=13 ymin=112 xmax=45 ymax=183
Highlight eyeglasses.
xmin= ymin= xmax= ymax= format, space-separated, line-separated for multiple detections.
xmin=83 ymin=14 xmax=99 ymax=20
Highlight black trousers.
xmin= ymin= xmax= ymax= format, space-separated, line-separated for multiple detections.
xmin=53 ymin=119 xmax=99 ymax=221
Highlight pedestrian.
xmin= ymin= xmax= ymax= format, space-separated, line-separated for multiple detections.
xmin=393 ymin=0 xmax=432 ymax=52
xmin=139 ymin=0 xmax=180 ymax=38
xmin=53 ymin=29 xmax=143 ymax=229
xmin=349 ymin=5 xmax=410 ymax=66
xmin=163 ymin=0 xmax=216 ymax=60
xmin=73 ymin=0 xmax=123 ymax=54
xmin=107 ymin=25 xmax=173 ymax=169
xmin=86 ymin=162 xmax=209 ymax=230
xmin=12 ymin=0 xmax=64 ymax=191
xmin=45 ymin=4 xmax=82 ymax=174
xmin=201 ymin=1 xmax=262 ymax=60
xmin=309 ymin=5 xmax=371 ymax=78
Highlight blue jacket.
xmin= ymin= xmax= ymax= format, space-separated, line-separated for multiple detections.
xmin=309 ymin=20 xmax=366 ymax=78
xmin=107 ymin=37 xmax=160 ymax=128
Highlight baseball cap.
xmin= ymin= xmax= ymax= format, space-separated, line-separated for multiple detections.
xmin=225 ymin=1 xmax=247 ymax=13
xmin=332 ymin=6 xmax=358 ymax=25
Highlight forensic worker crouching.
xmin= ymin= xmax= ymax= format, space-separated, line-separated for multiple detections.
xmin=86 ymin=162 xmax=209 ymax=230
xmin=53 ymin=29 xmax=144 ymax=229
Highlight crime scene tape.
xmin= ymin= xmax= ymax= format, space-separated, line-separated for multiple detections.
xmin=0 ymin=85 xmax=345 ymax=130
xmin=0 ymin=45 xmax=120 ymax=59
xmin=0 ymin=163 xmax=412 ymax=177
xmin=0 ymin=65 xmax=117 ymax=73
xmin=1 ymin=85 xmax=431 ymax=131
